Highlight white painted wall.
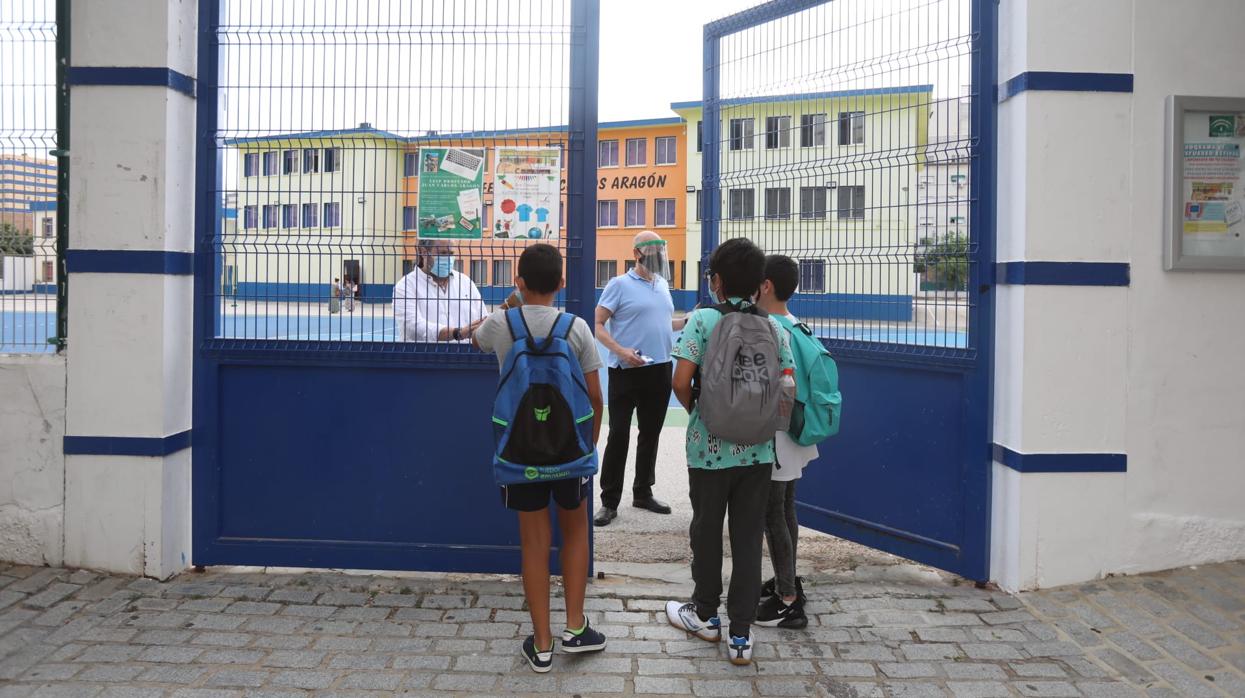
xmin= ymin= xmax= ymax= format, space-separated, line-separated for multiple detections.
xmin=0 ymin=355 xmax=65 ymax=567
xmin=992 ymin=0 xmax=1245 ymax=591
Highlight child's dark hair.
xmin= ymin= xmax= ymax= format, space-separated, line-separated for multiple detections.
xmin=517 ymin=243 xmax=562 ymax=294
xmin=709 ymin=237 xmax=766 ymax=299
xmin=764 ymin=254 xmax=800 ymax=301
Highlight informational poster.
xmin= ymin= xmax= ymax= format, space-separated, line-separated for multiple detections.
xmin=416 ymin=147 xmax=485 ymax=239
xmin=1180 ymin=112 xmax=1245 ymax=256
xmin=492 ymin=146 xmax=561 ymax=240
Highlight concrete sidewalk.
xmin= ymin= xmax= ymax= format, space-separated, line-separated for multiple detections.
xmin=0 ymin=559 xmax=1241 ymax=696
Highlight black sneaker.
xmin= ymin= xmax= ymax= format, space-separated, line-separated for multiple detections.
xmin=754 ymin=595 xmax=809 ymax=629
xmin=521 ymin=635 xmax=554 ymax=673
xmin=759 ymin=576 xmax=806 ymax=602
xmin=561 ymin=618 xmax=607 ymax=653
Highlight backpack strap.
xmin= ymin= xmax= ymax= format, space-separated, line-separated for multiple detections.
xmin=505 ymin=307 xmax=527 ymax=342
xmin=525 ymin=311 xmax=571 ymax=353
xmin=715 ymin=300 xmax=766 ymax=317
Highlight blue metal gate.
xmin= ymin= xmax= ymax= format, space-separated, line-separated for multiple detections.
xmin=193 ymin=0 xmax=600 ymax=573
xmin=700 ymin=0 xmax=996 ymax=579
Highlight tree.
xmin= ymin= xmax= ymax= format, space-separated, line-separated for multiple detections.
xmin=913 ymin=231 xmax=969 ymax=291
xmin=0 ymin=223 xmax=35 ymax=256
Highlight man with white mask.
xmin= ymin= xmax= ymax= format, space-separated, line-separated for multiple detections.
xmin=593 ymin=230 xmax=688 ymax=526
xmin=393 ymin=238 xmax=487 ymax=342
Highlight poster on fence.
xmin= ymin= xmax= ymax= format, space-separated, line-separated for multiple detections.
xmin=491 ymin=146 xmax=562 ymax=240
xmin=417 ymin=147 xmax=485 ymax=239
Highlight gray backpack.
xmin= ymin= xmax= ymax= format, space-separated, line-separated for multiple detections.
xmin=696 ymin=302 xmax=785 ymax=446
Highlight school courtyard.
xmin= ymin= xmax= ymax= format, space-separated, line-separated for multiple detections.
xmin=1 ymin=558 xmax=1243 ymax=697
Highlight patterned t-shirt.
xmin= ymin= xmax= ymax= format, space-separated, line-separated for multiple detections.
xmin=671 ymin=300 xmax=795 ymax=470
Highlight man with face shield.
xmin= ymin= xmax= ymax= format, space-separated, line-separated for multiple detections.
xmin=393 ymin=238 xmax=488 ymax=342
xmin=592 ymin=231 xmax=689 ymax=526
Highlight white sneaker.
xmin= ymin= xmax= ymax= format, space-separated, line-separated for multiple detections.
xmin=665 ymin=600 xmax=721 ymax=642
xmin=726 ymin=631 xmax=754 ymax=665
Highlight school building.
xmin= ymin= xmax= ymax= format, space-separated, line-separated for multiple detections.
xmin=0 ymin=154 xmax=58 ymax=294
xmin=222 ymin=118 xmax=689 ymax=304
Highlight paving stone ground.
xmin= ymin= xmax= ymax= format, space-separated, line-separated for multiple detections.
xmin=0 ymin=559 xmax=1241 ymax=696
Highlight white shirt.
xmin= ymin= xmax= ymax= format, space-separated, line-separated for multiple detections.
xmin=773 ymin=313 xmax=819 ymax=481
xmin=392 ymin=268 xmax=487 ymax=342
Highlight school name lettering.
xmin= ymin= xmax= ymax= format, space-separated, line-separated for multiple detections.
xmin=598 ymin=173 xmax=668 ymax=190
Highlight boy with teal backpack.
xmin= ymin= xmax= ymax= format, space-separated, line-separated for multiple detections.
xmin=754 ymin=255 xmax=841 ymax=629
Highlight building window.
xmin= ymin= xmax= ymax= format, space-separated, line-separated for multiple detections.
xmin=838 ymin=111 xmax=865 ymax=145
xmin=729 ymin=118 xmax=754 ymax=150
xmin=728 ymin=188 xmax=754 ymax=220
xmin=695 ymin=190 xmax=703 ymax=222
xmin=625 ymin=138 xmax=647 ymax=166
xmin=625 ymin=260 xmax=637 ymax=273
xmin=765 ymin=115 xmax=791 ymax=149
xmin=404 ymin=153 xmax=418 ymax=177
xmin=799 ymin=259 xmax=826 ymax=293
xmin=950 ymin=173 xmax=967 ymax=185
xmin=469 ymin=259 xmax=488 ymax=284
xmin=323 ymin=202 xmax=342 ymax=227
xmin=262 ymin=204 xmax=279 ymax=229
xmin=42 ymin=260 xmax=54 ymax=282
xmin=323 ymin=148 xmax=342 ymax=173
xmin=597 ymin=200 xmax=619 ymax=227
xmin=948 ymin=216 xmax=967 ymax=224
xmin=302 ymin=148 xmax=320 ymax=173
xmin=655 ymin=198 xmax=676 ymax=227
xmin=799 ymin=186 xmax=827 ymax=220
xmin=624 ymin=199 xmax=646 ymax=227
xmin=492 ymin=259 xmax=512 ymax=286
xmin=764 ymin=187 xmax=791 ymax=220
xmin=596 ymin=260 xmax=617 ymax=287
xmin=301 ymin=203 xmax=319 ymax=228
xmin=837 ymin=185 xmax=865 ymax=219
xmin=598 ymin=140 xmax=619 ymax=168
xmin=800 ymin=113 xmax=826 ymax=147
xmin=655 ymin=136 xmax=677 ymax=165
xmin=41 ymin=217 xmax=53 ymax=238
xmin=262 ymin=151 xmax=279 ymax=176
xmin=679 ymin=261 xmax=686 ymax=288
xmin=282 ymin=150 xmax=298 ymax=175
xmin=403 ymin=206 xmax=418 ymax=230
xmin=243 ymin=205 xmax=258 ymax=229
xmin=696 ymin=120 xmax=703 ymax=153
xmin=243 ymin=153 xmax=259 ymax=177
xmin=282 ymin=204 xmax=298 ymax=228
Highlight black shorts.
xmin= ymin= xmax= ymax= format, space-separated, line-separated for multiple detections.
xmin=500 ymin=477 xmax=590 ymax=512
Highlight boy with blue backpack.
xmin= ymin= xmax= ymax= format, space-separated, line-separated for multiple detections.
xmin=754 ymin=255 xmax=842 ymax=629
xmin=664 ymin=238 xmax=796 ymax=666
xmin=472 ymin=243 xmax=607 ymax=672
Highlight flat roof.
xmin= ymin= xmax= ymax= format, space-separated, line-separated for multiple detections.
xmin=225 ymin=118 xmax=686 ymax=148
xmin=671 ymin=85 xmax=935 ymax=110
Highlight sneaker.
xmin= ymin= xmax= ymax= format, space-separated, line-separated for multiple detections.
xmin=726 ymin=632 xmax=754 ymax=665
xmin=754 ymin=595 xmax=809 ymax=629
xmin=759 ymin=576 xmax=806 ymax=601
xmin=665 ymin=600 xmax=722 ymax=642
xmin=561 ymin=617 xmax=607 ymax=653
xmin=521 ymin=635 xmax=554 ymax=673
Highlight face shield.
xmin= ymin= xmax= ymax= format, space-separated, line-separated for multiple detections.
xmin=635 ymin=239 xmax=672 ymax=282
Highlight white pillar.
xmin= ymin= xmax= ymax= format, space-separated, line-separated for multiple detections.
xmin=62 ymin=0 xmax=197 ymax=579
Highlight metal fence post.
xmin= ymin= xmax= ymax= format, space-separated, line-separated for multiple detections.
xmin=699 ymin=26 xmax=720 ymax=304
xmin=567 ymin=0 xmax=600 ymax=322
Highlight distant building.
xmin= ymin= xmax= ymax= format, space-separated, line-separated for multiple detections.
xmin=0 ymin=154 xmax=57 ymax=293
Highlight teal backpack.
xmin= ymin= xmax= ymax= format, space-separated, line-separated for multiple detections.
xmin=773 ymin=315 xmax=841 ymax=446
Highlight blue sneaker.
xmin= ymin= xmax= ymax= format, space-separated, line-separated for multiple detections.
xmin=561 ymin=617 xmax=607 ymax=653
xmin=726 ymin=632 xmax=754 ymax=666
xmin=665 ymin=600 xmax=721 ymax=642
xmin=521 ymin=635 xmax=554 ymax=673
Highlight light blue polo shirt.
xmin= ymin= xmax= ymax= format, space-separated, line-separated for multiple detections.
xmin=598 ymin=270 xmax=675 ymax=368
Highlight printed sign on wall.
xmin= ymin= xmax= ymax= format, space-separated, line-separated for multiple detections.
xmin=417 ymin=147 xmax=485 ymax=239
xmin=492 ymin=146 xmax=561 ymax=240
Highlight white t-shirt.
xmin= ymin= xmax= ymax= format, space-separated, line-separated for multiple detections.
xmin=772 ymin=313 xmax=819 ymax=482
xmin=474 ymin=305 xmax=604 ymax=375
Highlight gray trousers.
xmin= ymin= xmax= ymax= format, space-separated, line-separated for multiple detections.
xmin=764 ymin=480 xmax=800 ymax=598
xmin=688 ymin=462 xmax=771 ymax=638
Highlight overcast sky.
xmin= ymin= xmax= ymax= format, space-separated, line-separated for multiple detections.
xmin=597 ymin=0 xmax=758 ymax=121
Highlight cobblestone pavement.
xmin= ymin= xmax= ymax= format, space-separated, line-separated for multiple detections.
xmin=0 ymin=559 xmax=1241 ymax=697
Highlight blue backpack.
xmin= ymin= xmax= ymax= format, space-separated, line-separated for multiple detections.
xmin=772 ymin=315 xmax=841 ymax=446
xmin=491 ymin=308 xmax=598 ymax=486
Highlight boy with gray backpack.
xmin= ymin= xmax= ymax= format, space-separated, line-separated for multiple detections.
xmin=664 ymin=238 xmax=795 ymax=666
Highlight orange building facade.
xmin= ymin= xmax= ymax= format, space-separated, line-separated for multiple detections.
xmin=398 ymin=117 xmax=688 ymax=293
